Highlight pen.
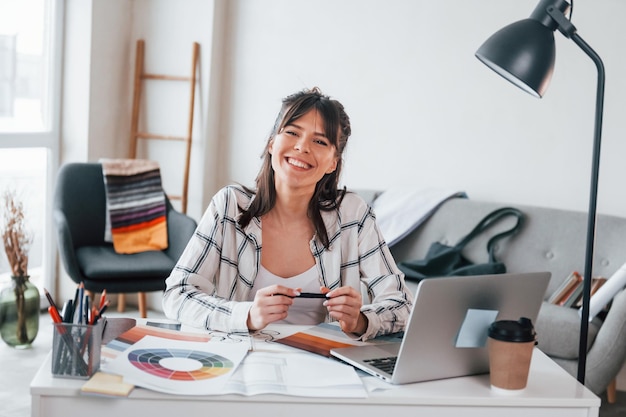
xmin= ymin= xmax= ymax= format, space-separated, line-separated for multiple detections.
xmin=61 ymin=300 xmax=74 ymax=323
xmin=83 ymin=294 xmax=90 ymax=325
xmin=77 ymin=283 xmax=84 ymax=324
xmin=294 ymin=292 xmax=328 ymax=299
xmin=72 ymin=286 xmax=79 ymax=311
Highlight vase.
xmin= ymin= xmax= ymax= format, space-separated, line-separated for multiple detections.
xmin=0 ymin=275 xmax=40 ymax=348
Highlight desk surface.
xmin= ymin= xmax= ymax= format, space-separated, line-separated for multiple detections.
xmin=31 ymin=326 xmax=600 ymax=417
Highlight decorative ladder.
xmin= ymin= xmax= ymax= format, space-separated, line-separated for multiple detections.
xmin=121 ymin=39 xmax=199 ymax=317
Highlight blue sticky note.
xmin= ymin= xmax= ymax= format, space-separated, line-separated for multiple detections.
xmin=455 ymin=309 xmax=499 ymax=348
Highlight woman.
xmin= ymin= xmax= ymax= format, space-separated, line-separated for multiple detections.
xmin=163 ymin=87 xmax=413 ymax=340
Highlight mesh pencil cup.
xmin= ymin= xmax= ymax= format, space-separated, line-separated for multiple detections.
xmin=51 ymin=320 xmax=103 ymax=379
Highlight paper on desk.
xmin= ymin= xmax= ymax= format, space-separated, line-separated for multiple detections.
xmin=101 ymin=323 xmax=213 ymax=363
xmin=106 ymin=335 xmax=250 ymax=395
xmin=223 ymin=350 xmax=367 ymax=398
xmin=273 ymin=322 xmax=402 ymax=357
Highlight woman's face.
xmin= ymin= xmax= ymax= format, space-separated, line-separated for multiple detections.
xmin=269 ymin=109 xmax=338 ymax=195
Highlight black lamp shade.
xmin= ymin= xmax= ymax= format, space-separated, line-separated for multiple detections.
xmin=476 ymin=19 xmax=556 ymax=98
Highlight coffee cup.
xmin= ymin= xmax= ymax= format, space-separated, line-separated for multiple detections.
xmin=487 ymin=317 xmax=536 ymax=392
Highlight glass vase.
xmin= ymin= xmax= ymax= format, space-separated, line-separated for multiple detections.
xmin=0 ymin=275 xmax=40 ymax=348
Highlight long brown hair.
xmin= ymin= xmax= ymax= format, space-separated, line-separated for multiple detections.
xmin=239 ymin=87 xmax=352 ymax=248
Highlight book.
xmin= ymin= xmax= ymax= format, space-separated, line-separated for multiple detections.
xmin=562 ymin=282 xmax=585 ymax=307
xmin=573 ymin=277 xmax=608 ymax=308
xmin=548 ymin=271 xmax=583 ymax=305
xmin=556 ymin=275 xmax=608 ymax=308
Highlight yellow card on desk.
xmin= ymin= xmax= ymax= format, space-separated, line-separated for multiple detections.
xmin=81 ymin=372 xmax=135 ymax=397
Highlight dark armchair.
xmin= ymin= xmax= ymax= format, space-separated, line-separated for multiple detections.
xmin=52 ymin=162 xmax=197 ymax=317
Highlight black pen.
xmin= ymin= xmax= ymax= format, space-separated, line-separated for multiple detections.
xmin=294 ymin=292 xmax=328 ymax=299
xmin=61 ymin=299 xmax=74 ymax=323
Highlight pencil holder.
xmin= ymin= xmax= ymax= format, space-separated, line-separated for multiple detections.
xmin=51 ymin=320 xmax=103 ymax=379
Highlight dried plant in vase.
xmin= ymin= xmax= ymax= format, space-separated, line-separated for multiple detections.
xmin=0 ymin=189 xmax=39 ymax=348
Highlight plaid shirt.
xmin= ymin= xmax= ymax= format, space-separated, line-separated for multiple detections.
xmin=163 ymin=185 xmax=413 ymax=340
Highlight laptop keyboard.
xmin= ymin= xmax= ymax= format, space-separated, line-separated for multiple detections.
xmin=364 ymin=356 xmax=397 ymax=374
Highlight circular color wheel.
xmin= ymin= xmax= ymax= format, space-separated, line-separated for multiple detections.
xmin=127 ymin=348 xmax=234 ymax=381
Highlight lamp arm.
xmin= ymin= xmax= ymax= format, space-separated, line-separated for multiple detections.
xmin=569 ymin=32 xmax=606 ymax=385
xmin=547 ymin=2 xmax=607 ymax=385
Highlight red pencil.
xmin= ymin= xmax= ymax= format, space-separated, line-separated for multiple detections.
xmin=99 ymin=289 xmax=107 ymax=309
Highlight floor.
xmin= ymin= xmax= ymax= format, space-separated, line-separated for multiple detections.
xmin=1 ymin=310 xmax=624 ymax=417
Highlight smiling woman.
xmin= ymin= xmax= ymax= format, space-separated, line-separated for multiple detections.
xmin=162 ymin=88 xmax=413 ymax=341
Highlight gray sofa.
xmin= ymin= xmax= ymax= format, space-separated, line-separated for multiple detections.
xmin=361 ymin=191 xmax=626 ymax=397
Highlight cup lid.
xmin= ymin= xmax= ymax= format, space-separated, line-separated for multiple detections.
xmin=488 ymin=317 xmax=536 ymax=343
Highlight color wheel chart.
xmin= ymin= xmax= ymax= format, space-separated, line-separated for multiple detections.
xmin=107 ymin=335 xmax=250 ymax=395
xmin=128 ymin=348 xmax=234 ymax=381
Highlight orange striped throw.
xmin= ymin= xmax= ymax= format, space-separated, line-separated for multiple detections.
xmin=101 ymin=159 xmax=168 ymax=254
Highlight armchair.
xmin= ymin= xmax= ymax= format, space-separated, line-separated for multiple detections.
xmin=52 ymin=162 xmax=197 ymax=317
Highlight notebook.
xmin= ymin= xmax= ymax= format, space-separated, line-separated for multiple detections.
xmin=330 ymin=271 xmax=550 ymax=384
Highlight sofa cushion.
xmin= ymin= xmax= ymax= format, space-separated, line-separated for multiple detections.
xmin=535 ymin=301 xmax=602 ymax=359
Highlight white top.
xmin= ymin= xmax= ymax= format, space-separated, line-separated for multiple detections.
xmin=251 ymin=265 xmax=327 ymax=324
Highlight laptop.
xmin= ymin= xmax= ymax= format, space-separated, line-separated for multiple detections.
xmin=330 ymin=271 xmax=550 ymax=384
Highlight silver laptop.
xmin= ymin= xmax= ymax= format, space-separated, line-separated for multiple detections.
xmin=330 ymin=271 xmax=550 ymax=384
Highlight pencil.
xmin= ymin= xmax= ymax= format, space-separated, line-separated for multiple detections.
xmin=43 ymin=288 xmax=61 ymax=315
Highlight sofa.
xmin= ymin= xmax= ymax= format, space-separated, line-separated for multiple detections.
xmin=359 ymin=190 xmax=626 ymax=397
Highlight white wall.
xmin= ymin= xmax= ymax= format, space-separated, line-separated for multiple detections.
xmin=221 ymin=0 xmax=626 ymax=219
xmin=60 ymin=0 xmax=626 ymax=240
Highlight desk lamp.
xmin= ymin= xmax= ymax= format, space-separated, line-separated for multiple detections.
xmin=475 ymin=0 xmax=605 ymax=384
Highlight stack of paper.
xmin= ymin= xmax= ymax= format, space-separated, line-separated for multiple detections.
xmin=87 ymin=322 xmax=367 ymax=398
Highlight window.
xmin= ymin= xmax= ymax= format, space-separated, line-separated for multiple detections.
xmin=0 ymin=0 xmax=63 ymax=297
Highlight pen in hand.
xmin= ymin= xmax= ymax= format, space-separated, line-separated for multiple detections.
xmin=292 ymin=292 xmax=328 ymax=299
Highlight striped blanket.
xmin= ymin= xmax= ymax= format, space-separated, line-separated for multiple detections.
xmin=101 ymin=159 xmax=168 ymax=254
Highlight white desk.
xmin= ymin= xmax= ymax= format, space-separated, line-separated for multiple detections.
xmin=31 ymin=347 xmax=599 ymax=417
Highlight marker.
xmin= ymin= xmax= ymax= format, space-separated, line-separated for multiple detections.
xmin=48 ymin=306 xmax=63 ymax=324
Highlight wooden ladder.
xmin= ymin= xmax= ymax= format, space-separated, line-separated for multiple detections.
xmin=122 ymin=39 xmax=199 ymax=318
xmin=129 ymin=38 xmax=199 ymax=214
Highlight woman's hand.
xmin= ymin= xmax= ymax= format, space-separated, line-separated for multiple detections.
xmin=321 ymin=286 xmax=368 ymax=335
xmin=246 ymin=285 xmax=300 ymax=331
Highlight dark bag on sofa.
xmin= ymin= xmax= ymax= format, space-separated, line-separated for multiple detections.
xmin=397 ymin=207 xmax=524 ymax=282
